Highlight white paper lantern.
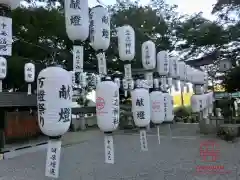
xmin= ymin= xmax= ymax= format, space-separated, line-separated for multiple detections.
xmin=163 ymin=93 xmax=174 ymax=122
xmin=89 ymin=6 xmax=110 ymax=51
xmin=37 ymin=66 xmax=72 ymax=137
xmin=131 ymin=88 xmax=150 ymax=127
xmin=65 ymin=0 xmax=89 ymax=41
xmin=117 ymin=25 xmax=135 ymax=61
xmin=150 ymin=91 xmax=164 ymax=124
xmin=191 ymin=95 xmax=202 ymax=113
xmin=24 ymin=63 xmax=35 ymax=83
xmin=0 ymin=0 xmax=21 ymax=9
xmin=157 ymin=51 xmax=169 ymax=76
xmin=141 ymin=40 xmax=156 ymax=70
xmin=0 ymin=57 xmax=6 ymax=79
xmin=169 ymin=57 xmax=179 ymax=79
xmin=96 ymin=80 xmax=119 ymax=132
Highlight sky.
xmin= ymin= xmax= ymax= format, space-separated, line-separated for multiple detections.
xmin=89 ymin=0 xmax=217 ymax=20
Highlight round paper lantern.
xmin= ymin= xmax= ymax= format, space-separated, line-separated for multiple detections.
xmin=0 ymin=57 xmax=6 ymax=79
xmin=150 ymin=91 xmax=164 ymax=124
xmin=24 ymin=63 xmax=35 ymax=83
xmin=131 ymin=88 xmax=150 ymax=127
xmin=37 ymin=66 xmax=72 ymax=137
xmin=96 ymin=79 xmax=119 ymax=132
xmin=169 ymin=57 xmax=179 ymax=79
xmin=157 ymin=51 xmax=169 ymax=76
xmin=89 ymin=6 xmax=110 ymax=51
xmin=117 ymin=25 xmax=135 ymax=61
xmin=141 ymin=40 xmax=156 ymax=70
xmin=191 ymin=95 xmax=202 ymax=113
xmin=65 ymin=0 xmax=89 ymax=41
xmin=163 ymin=93 xmax=174 ymax=122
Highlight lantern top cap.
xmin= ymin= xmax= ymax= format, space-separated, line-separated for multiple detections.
xmin=92 ymin=5 xmax=104 ymax=8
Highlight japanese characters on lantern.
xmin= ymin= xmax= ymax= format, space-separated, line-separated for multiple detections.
xmin=157 ymin=51 xmax=169 ymax=76
xmin=64 ymin=0 xmax=89 ymax=41
xmin=117 ymin=25 xmax=135 ymax=61
xmin=141 ymin=40 xmax=156 ymax=70
xmin=24 ymin=63 xmax=35 ymax=83
xmin=96 ymin=80 xmax=119 ymax=132
xmin=163 ymin=93 xmax=174 ymax=122
xmin=96 ymin=78 xmax=119 ymax=164
xmin=0 ymin=16 xmax=12 ymax=56
xmin=45 ymin=140 xmax=61 ymax=178
xmin=104 ymin=134 xmax=114 ymax=164
xmin=90 ymin=6 xmax=110 ymax=77
xmin=89 ymin=5 xmax=110 ymax=51
xmin=117 ymin=25 xmax=135 ymax=95
xmin=132 ymin=87 xmax=150 ymax=151
xmin=131 ymin=88 xmax=150 ymax=127
xmin=37 ymin=66 xmax=72 ymax=179
xmin=37 ymin=66 xmax=72 ymax=137
xmin=73 ymin=46 xmax=83 ymax=73
xmin=24 ymin=62 xmax=35 ymax=95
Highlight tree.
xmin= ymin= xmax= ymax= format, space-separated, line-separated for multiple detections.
xmin=212 ymin=0 xmax=240 ymax=15
xmin=8 ymin=0 xmax=227 ymax=92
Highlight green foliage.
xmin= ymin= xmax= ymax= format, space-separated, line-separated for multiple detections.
xmin=217 ymin=98 xmax=234 ymax=122
xmin=217 ymin=126 xmax=237 ymax=141
xmin=174 ymin=106 xmax=197 ymax=123
xmin=222 ymin=66 xmax=240 ymax=92
xmin=6 ymin=0 xmax=236 ymax=91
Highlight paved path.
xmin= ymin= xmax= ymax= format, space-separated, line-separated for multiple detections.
xmin=0 ymin=133 xmax=239 ymax=180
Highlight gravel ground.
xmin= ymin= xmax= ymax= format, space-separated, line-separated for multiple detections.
xmin=0 ymin=133 xmax=239 ymax=180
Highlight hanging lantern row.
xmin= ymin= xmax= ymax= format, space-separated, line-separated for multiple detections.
xmin=25 ymin=1 xmax=217 ymax=178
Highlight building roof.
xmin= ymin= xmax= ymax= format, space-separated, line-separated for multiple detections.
xmin=0 ymin=92 xmax=37 ymax=107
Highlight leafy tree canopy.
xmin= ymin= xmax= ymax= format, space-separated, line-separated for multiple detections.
xmin=4 ymin=0 xmax=231 ymax=92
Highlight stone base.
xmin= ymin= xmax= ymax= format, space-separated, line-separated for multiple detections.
xmin=71 ymin=116 xmax=86 ymax=131
xmin=199 ymin=118 xmax=217 ymax=134
xmin=219 ymin=124 xmax=240 ymax=137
